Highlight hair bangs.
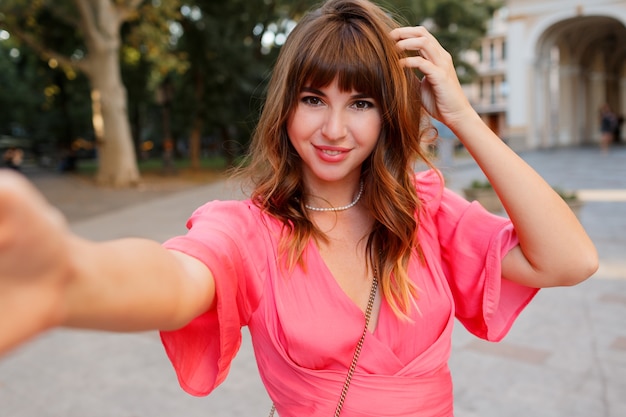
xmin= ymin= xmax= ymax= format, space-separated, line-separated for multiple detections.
xmin=293 ymin=19 xmax=387 ymax=101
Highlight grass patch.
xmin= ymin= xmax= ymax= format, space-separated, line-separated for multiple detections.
xmin=76 ymin=156 xmax=228 ymax=173
xmin=75 ymin=156 xmax=231 ymax=184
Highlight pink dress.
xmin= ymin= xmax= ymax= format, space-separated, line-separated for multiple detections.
xmin=160 ymin=169 xmax=538 ymax=416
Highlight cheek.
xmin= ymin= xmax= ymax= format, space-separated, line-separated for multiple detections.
xmin=286 ymin=111 xmax=298 ymax=142
xmin=358 ymin=116 xmax=382 ymax=148
xmin=286 ymin=116 xmax=299 ymax=147
xmin=286 ymin=109 xmax=312 ymax=144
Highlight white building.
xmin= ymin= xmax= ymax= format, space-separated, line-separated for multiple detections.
xmin=464 ymin=0 xmax=626 ymax=150
xmin=462 ymin=7 xmax=509 ymax=143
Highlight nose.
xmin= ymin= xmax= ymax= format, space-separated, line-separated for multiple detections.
xmin=321 ymin=109 xmax=348 ymax=141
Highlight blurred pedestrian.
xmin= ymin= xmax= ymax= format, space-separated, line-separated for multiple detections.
xmin=599 ymin=103 xmax=617 ymax=153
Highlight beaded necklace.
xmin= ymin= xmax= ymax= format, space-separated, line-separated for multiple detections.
xmin=304 ymin=181 xmax=364 ymax=212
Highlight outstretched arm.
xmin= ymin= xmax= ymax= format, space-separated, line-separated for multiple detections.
xmin=0 ymin=171 xmax=216 ymax=355
xmin=391 ymin=26 xmax=598 ymax=288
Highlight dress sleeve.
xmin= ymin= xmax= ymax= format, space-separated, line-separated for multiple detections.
xmin=159 ymin=200 xmax=265 ymax=396
xmin=416 ymin=170 xmax=539 ymax=342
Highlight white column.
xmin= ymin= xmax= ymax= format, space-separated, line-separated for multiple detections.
xmin=505 ymin=20 xmax=530 ymax=149
xmin=534 ymin=56 xmax=551 ymax=148
xmin=559 ymin=64 xmax=579 ymax=145
xmin=589 ymin=53 xmax=607 ymax=143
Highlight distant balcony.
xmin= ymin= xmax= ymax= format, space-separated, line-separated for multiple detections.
xmin=471 ymin=98 xmax=508 ymax=114
xmin=476 ymin=60 xmax=507 ymax=76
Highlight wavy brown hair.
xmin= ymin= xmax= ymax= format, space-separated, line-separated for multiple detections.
xmin=238 ymin=0 xmax=435 ymax=317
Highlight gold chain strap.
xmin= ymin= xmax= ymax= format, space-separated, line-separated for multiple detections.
xmin=268 ymin=273 xmax=379 ymax=417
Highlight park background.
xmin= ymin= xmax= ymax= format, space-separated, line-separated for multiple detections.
xmin=2 ymin=0 xmax=624 ymax=187
xmin=0 ymin=1 xmax=625 ymax=417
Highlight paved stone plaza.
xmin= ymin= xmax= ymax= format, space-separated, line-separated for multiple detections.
xmin=0 ymin=146 xmax=625 ymax=417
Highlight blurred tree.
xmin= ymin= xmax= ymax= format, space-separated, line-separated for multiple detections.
xmin=0 ymin=0 xmax=499 ymax=180
xmin=0 ymin=0 xmax=184 ymax=186
xmin=0 ymin=9 xmax=95 ymax=168
xmin=171 ymin=0 xmax=317 ymax=170
xmin=384 ymin=0 xmax=502 ymax=82
xmin=0 ymin=34 xmax=48 ymax=140
xmin=168 ymin=0 xmax=498 ymax=170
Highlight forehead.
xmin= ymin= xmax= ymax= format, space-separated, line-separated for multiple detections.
xmin=296 ymin=50 xmax=384 ymax=99
xmin=289 ymin=19 xmax=390 ymax=96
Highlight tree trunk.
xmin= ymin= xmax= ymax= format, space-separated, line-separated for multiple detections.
xmin=189 ymin=71 xmax=205 ymax=171
xmin=221 ymin=125 xmax=236 ymax=167
xmin=189 ymin=115 xmax=203 ymax=171
xmin=89 ymin=50 xmax=140 ymax=187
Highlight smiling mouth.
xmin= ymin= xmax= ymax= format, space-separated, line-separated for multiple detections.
xmin=322 ymin=149 xmax=343 ymax=156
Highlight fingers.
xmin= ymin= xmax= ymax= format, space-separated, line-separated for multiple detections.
xmin=0 ymin=171 xmax=33 ymax=246
xmin=389 ymin=26 xmax=472 ymax=125
xmin=390 ymin=26 xmax=460 ymax=81
xmin=390 ymin=26 xmax=438 ymax=58
xmin=0 ymin=169 xmax=64 ymax=222
xmin=0 ymin=171 xmax=71 ymax=356
xmin=0 ymin=169 xmax=46 ymax=218
xmin=0 ymin=170 xmax=60 ymax=245
xmin=0 ymin=170 xmax=68 ymax=277
xmin=0 ymin=169 xmax=30 ymax=206
xmin=389 ymin=25 xmax=435 ymax=42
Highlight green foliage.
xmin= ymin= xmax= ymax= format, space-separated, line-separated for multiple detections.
xmin=76 ymin=154 xmax=229 ymax=175
xmin=0 ymin=0 xmax=500 ymax=168
xmin=0 ymin=37 xmax=45 ymax=137
xmin=121 ymin=0 xmax=187 ymax=90
xmin=552 ymin=186 xmax=579 ymax=202
xmin=0 ymin=0 xmax=185 ymax=159
xmin=168 ymin=0 xmax=318 ymax=159
xmin=469 ymin=179 xmax=494 ymax=189
xmin=0 ymin=29 xmax=92 ymax=151
xmin=383 ymin=0 xmax=502 ymax=82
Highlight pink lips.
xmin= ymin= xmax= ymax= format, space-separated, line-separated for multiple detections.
xmin=314 ymin=145 xmax=351 ymax=163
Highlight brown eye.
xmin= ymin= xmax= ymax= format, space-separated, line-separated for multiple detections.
xmin=352 ymin=100 xmax=375 ymax=110
xmin=301 ymin=96 xmax=323 ymax=106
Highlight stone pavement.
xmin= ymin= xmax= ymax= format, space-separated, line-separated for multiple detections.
xmin=0 ymin=146 xmax=625 ymax=417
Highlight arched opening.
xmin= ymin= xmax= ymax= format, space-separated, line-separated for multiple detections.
xmin=534 ymin=16 xmax=626 ymax=147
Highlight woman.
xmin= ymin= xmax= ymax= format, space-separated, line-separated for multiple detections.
xmin=600 ymin=103 xmax=616 ymax=153
xmin=0 ymin=0 xmax=597 ymax=416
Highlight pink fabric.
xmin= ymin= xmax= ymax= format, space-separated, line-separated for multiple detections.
xmin=160 ymin=169 xmax=538 ymax=416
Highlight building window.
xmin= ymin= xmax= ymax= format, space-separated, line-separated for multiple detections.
xmin=500 ymin=80 xmax=509 ymax=98
xmin=501 ymin=40 xmax=507 ymax=60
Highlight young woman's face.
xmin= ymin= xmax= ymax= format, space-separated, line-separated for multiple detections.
xmin=287 ymin=79 xmax=382 ymax=187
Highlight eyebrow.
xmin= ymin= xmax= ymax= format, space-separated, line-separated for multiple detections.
xmin=301 ymin=86 xmax=325 ymax=96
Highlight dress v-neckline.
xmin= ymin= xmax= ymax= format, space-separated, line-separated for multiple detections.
xmin=307 ymin=239 xmax=382 ymax=334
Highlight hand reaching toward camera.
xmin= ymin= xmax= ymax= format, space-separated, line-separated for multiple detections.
xmin=0 ymin=170 xmax=72 ymax=355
